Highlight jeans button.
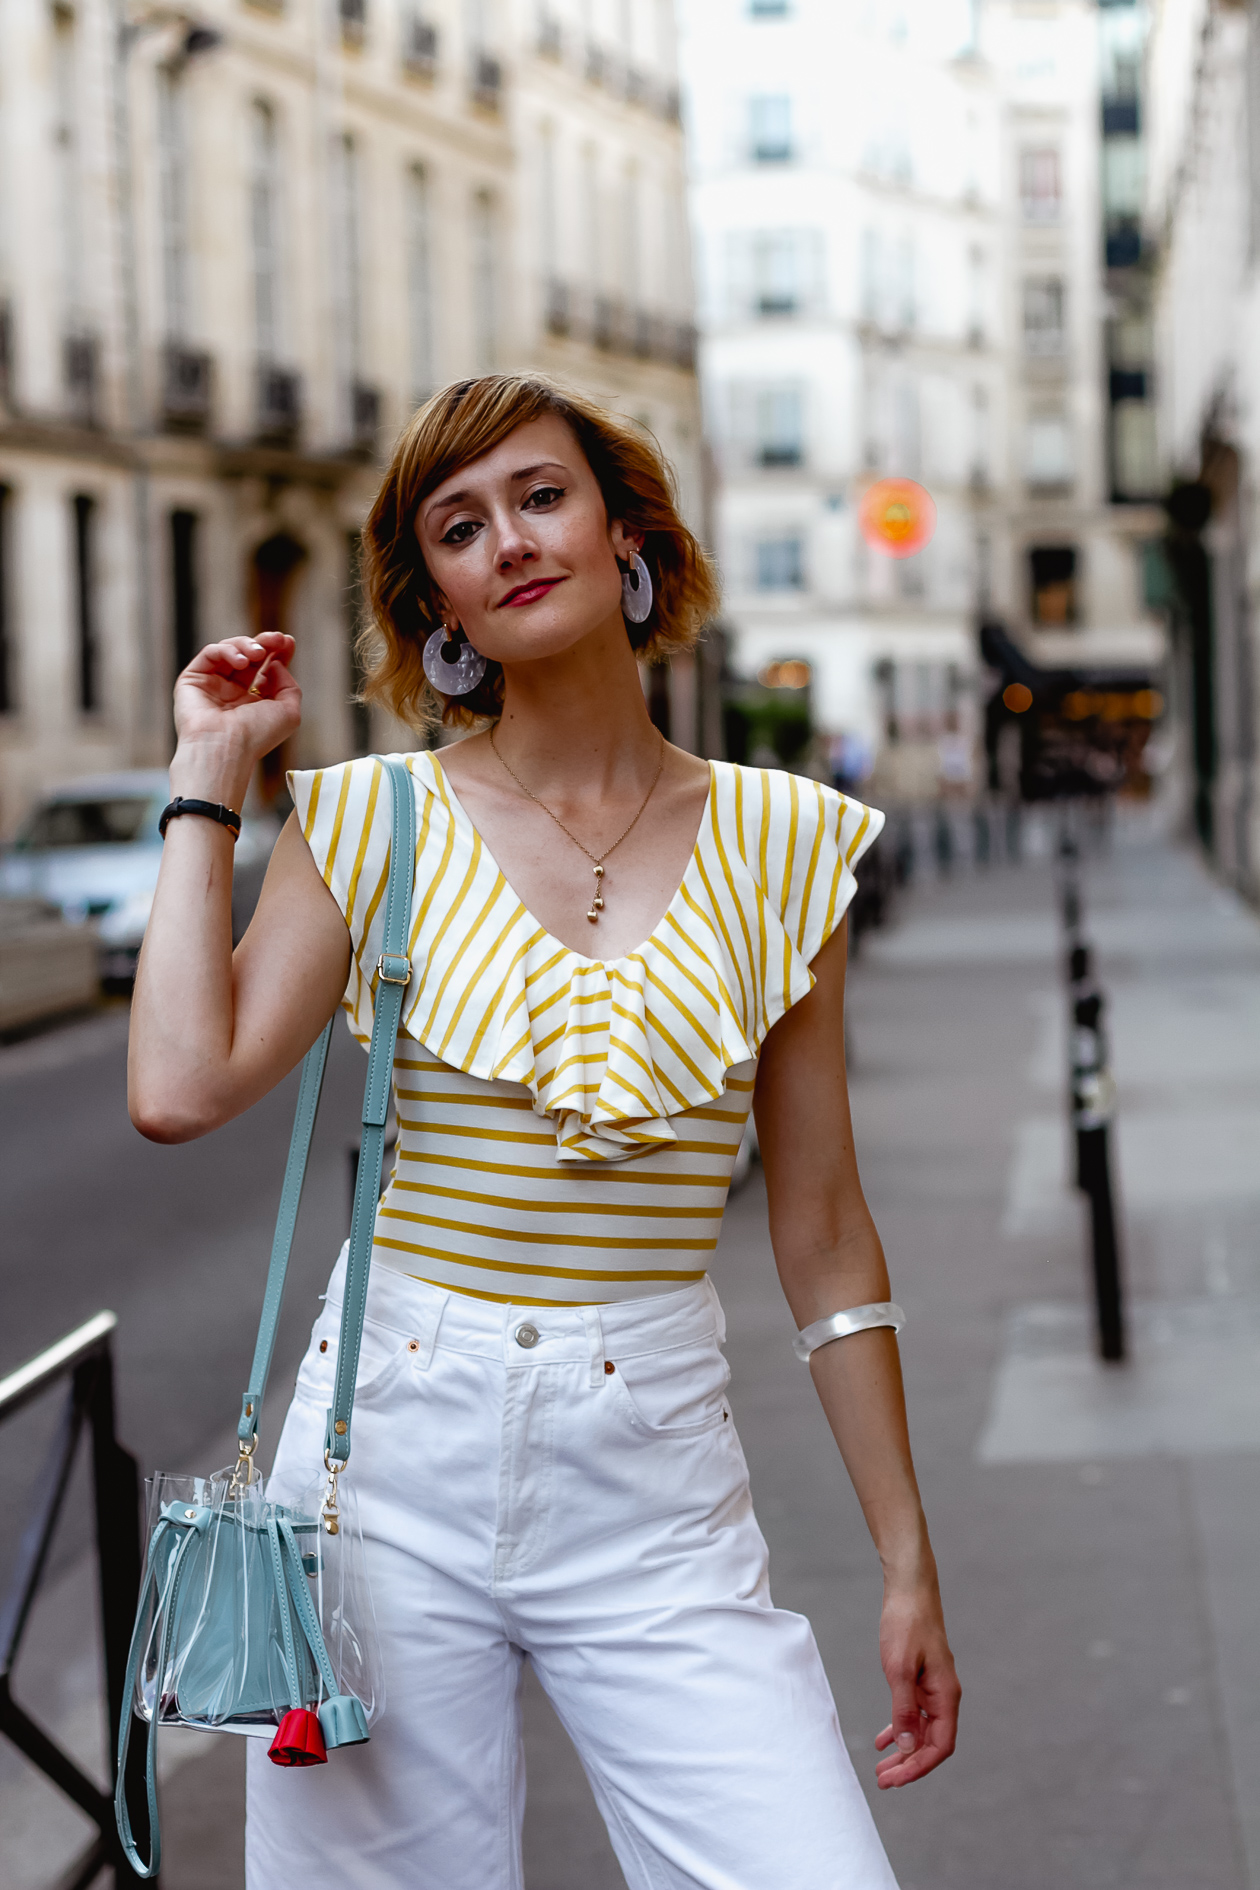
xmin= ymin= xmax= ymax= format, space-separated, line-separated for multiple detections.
xmin=514 ymin=1322 xmax=541 ymax=1349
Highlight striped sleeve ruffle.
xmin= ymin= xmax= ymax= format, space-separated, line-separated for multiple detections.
xmin=289 ymin=753 xmax=882 ymax=1162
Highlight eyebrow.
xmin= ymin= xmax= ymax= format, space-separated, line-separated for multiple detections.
xmin=425 ymin=461 xmax=571 ymax=522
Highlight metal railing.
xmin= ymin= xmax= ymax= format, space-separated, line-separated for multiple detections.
xmin=0 ymin=1313 xmax=149 ymax=1887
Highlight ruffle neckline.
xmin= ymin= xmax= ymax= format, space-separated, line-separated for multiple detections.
xmin=394 ymin=754 xmax=843 ymax=1163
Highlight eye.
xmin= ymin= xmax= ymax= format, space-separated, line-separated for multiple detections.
xmin=440 ymin=518 xmax=482 ymax=546
xmin=523 ymin=485 xmax=565 ymax=510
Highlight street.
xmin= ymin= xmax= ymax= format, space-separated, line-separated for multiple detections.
xmin=4 ymin=808 xmax=1259 ymax=1889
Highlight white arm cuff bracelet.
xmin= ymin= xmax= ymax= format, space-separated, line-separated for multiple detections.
xmin=793 ymin=1302 xmax=906 ymax=1364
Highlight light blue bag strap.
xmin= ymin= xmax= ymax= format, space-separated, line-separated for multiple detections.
xmin=115 ymin=1514 xmax=205 ymax=1879
xmin=277 ymin=1518 xmax=340 ymax=1699
xmin=238 ymin=1022 xmax=333 ymax=1448
xmin=327 ymin=754 xmax=415 ymax=1464
xmin=235 ymin=752 xmax=415 ymax=1460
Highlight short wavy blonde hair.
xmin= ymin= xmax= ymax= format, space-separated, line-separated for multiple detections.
xmin=358 ymin=373 xmax=720 ymax=729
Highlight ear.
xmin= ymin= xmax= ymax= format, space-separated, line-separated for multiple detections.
xmin=609 ymin=520 xmax=645 ymax=563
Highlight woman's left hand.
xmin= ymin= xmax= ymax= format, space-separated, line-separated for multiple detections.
xmin=873 ymin=1585 xmax=961 ymax=1788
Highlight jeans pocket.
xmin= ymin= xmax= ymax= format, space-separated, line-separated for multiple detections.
xmin=294 ymin=1301 xmax=413 ymax=1408
xmin=611 ymin=1333 xmax=731 ymax=1437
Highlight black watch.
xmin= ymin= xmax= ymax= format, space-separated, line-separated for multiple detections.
xmin=158 ymin=797 xmax=242 ymax=841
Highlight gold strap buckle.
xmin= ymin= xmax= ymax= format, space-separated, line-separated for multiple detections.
xmin=376 ymin=953 xmax=411 ymax=987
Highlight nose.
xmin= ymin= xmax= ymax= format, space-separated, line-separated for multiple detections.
xmin=494 ymin=508 xmax=539 ymax=572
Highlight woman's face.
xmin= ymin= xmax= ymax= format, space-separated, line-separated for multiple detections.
xmin=414 ymin=415 xmax=640 ymax=667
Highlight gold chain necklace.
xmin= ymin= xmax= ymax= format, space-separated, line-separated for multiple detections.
xmin=488 ymin=729 xmax=667 ymax=925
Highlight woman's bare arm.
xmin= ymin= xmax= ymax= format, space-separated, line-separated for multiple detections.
xmin=754 ymin=918 xmax=960 ymax=1788
xmin=128 ymin=633 xmax=351 ymax=1143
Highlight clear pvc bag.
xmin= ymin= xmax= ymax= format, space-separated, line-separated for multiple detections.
xmin=133 ymin=1465 xmax=383 ymax=1738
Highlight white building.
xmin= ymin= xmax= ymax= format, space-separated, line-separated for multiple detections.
xmin=1145 ymin=0 xmax=1260 ymax=896
xmin=988 ymin=0 xmax=1162 ymax=672
xmin=680 ymin=0 xmax=1165 ymax=797
xmin=0 ymin=0 xmax=702 ymax=834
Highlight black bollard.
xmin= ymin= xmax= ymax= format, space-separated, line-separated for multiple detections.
xmin=1070 ymin=986 xmax=1126 ymax=1362
xmin=1076 ymin=1124 xmax=1125 ymax=1361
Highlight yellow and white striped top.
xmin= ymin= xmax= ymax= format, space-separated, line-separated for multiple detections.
xmin=288 ymin=750 xmax=882 ymax=1306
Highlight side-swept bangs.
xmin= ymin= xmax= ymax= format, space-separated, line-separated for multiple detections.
xmin=358 ymin=373 xmax=720 ymax=729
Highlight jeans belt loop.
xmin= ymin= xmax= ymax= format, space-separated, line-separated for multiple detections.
xmin=414 ymin=1286 xmax=447 ymax=1370
xmin=581 ymin=1306 xmax=606 ymax=1389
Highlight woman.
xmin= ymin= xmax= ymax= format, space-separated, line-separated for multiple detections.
xmin=130 ymin=374 xmax=959 ymax=1889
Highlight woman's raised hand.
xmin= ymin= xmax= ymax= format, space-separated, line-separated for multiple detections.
xmin=171 ymin=632 xmax=301 ymax=807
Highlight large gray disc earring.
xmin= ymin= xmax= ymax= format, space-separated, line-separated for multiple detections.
xmin=620 ymin=550 xmax=654 ymax=625
xmin=422 ymin=625 xmax=487 ymax=696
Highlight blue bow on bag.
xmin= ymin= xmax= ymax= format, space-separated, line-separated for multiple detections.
xmin=114 ymin=756 xmax=415 ymax=1877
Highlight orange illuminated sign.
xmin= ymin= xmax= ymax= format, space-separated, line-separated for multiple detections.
xmin=859 ymin=479 xmax=937 ymax=559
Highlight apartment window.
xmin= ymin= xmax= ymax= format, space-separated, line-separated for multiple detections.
xmin=967 ymin=245 xmax=987 ymax=344
xmin=73 ymin=494 xmax=99 ymax=713
xmin=1249 ymin=14 xmax=1260 ymax=261
xmin=1021 ymin=148 xmax=1061 ymax=223
xmin=0 ymin=301 xmax=13 ymax=407
xmin=251 ymin=102 xmax=281 ymax=362
xmin=539 ymin=124 xmax=558 ymax=281
xmin=170 ymin=510 xmax=199 ymax=676
xmin=336 ymin=134 xmax=363 ymax=377
xmin=1025 ymin=414 xmax=1073 ymax=487
xmin=754 ymin=231 xmax=798 ymax=315
xmin=893 ymin=379 xmax=920 ymax=477
xmin=582 ymin=146 xmax=600 ymax=293
xmin=472 ymin=190 xmax=496 ymax=372
xmin=750 ymin=95 xmax=792 ymax=163
xmin=157 ymin=69 xmax=190 ymax=338
xmin=622 ymin=164 xmax=640 ymax=305
xmin=340 ymin=0 xmax=367 ymax=45
xmin=346 ymin=530 xmax=371 ymax=754
xmin=896 ymin=234 xmax=916 ymax=330
xmin=1029 ymin=545 xmax=1077 ymax=626
xmin=756 ymin=537 xmax=804 ymax=590
xmin=971 ymin=384 xmax=990 ymax=488
xmin=54 ymin=15 xmax=83 ymax=342
xmin=1023 ymin=277 xmax=1065 ymax=355
xmin=757 ymin=387 xmax=802 ymax=466
xmin=0 ymin=485 xmax=12 ymax=713
xmin=407 ymin=164 xmax=435 ymax=403
xmin=404 ymin=8 xmax=438 ymax=72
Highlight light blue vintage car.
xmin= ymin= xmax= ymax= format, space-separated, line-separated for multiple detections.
xmin=0 ymin=770 xmax=279 ymax=982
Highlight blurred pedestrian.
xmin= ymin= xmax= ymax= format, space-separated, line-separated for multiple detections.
xmin=129 ymin=374 xmax=959 ymax=1889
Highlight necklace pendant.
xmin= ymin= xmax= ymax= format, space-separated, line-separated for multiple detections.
xmin=586 ymin=906 xmax=600 ymax=924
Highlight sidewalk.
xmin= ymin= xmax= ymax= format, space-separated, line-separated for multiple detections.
xmin=8 ymin=810 xmax=1259 ymax=1888
xmin=840 ymin=809 xmax=1260 ymax=1888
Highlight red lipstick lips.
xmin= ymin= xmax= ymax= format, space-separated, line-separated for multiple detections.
xmin=498 ymin=577 xmax=565 ymax=608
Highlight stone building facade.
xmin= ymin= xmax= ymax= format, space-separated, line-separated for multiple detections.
xmin=1145 ymin=0 xmax=1259 ymax=897
xmin=0 ymin=0 xmax=701 ymax=833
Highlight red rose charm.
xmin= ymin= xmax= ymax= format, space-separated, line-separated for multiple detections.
xmin=268 ymin=1707 xmax=329 ymax=1766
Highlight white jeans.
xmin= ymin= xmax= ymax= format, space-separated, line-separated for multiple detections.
xmin=245 ymin=1251 xmax=898 ymax=1890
